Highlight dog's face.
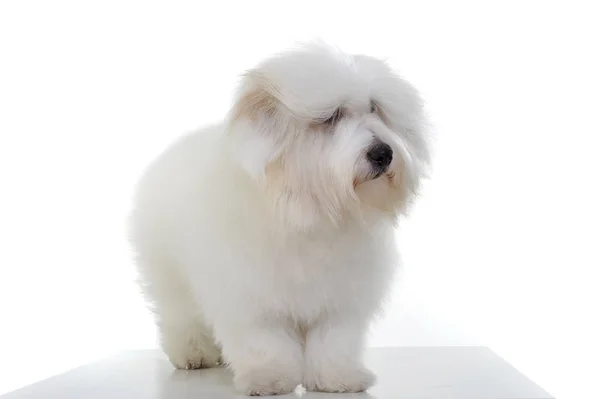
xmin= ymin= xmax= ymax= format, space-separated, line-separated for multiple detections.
xmin=228 ymin=43 xmax=430 ymax=230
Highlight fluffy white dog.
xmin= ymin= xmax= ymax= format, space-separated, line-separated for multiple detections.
xmin=130 ymin=42 xmax=430 ymax=396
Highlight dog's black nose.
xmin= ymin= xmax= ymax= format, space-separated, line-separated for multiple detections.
xmin=367 ymin=142 xmax=393 ymax=170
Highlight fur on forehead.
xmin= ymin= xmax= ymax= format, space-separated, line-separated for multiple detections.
xmin=231 ymin=43 xmax=398 ymax=120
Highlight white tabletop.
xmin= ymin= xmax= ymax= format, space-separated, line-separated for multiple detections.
xmin=1 ymin=346 xmax=552 ymax=399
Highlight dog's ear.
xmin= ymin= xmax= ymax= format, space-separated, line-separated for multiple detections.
xmin=230 ymin=73 xmax=279 ymax=124
xmin=227 ymin=73 xmax=286 ymax=179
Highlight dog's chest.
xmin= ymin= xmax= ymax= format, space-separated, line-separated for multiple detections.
xmin=259 ymin=230 xmax=394 ymax=319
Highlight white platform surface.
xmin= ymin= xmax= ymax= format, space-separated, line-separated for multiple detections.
xmin=1 ymin=347 xmax=552 ymax=399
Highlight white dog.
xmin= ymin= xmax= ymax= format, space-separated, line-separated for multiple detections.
xmin=129 ymin=42 xmax=430 ymax=396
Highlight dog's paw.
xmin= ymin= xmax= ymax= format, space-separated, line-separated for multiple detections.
xmin=305 ymin=366 xmax=376 ymax=393
xmin=169 ymin=357 xmax=221 ymax=370
xmin=167 ymin=349 xmax=222 ymax=370
xmin=235 ymin=367 xmax=301 ymax=396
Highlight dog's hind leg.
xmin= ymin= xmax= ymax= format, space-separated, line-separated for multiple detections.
xmin=135 ymin=254 xmax=221 ymax=369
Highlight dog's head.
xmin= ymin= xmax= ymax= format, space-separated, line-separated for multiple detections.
xmin=227 ymin=43 xmax=430 ymax=230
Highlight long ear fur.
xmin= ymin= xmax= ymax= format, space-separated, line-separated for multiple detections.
xmin=226 ymin=73 xmax=288 ymax=180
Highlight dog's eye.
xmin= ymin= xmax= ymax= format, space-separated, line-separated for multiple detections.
xmin=323 ymin=108 xmax=342 ymax=125
xmin=370 ymin=101 xmax=378 ymax=113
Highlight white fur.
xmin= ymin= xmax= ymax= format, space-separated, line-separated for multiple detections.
xmin=129 ymin=42 xmax=429 ymax=396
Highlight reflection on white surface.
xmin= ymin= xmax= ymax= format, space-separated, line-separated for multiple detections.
xmin=2 ymin=348 xmax=552 ymax=399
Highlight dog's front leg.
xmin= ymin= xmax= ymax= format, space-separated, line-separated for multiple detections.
xmin=303 ymin=316 xmax=375 ymax=393
xmin=215 ymin=317 xmax=303 ymax=396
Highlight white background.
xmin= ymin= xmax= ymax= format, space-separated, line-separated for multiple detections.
xmin=1 ymin=1 xmax=598 ymax=398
